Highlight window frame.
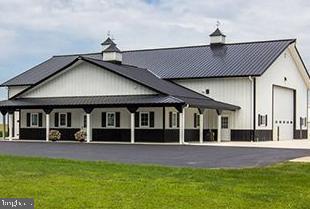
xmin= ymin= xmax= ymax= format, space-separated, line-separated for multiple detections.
xmin=106 ymin=112 xmax=116 ymax=128
xmin=195 ymin=114 xmax=200 ymax=128
xmin=30 ymin=113 xmax=39 ymax=128
xmin=140 ymin=112 xmax=150 ymax=128
xmin=221 ymin=116 xmax=229 ymax=129
xmin=59 ymin=113 xmax=67 ymax=127
xmin=261 ymin=115 xmax=266 ymax=127
xmin=259 ymin=114 xmax=267 ymax=127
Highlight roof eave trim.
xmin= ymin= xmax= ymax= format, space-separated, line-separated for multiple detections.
xmin=253 ymin=39 xmax=296 ymax=77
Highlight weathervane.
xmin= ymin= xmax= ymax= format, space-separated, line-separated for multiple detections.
xmin=107 ymin=30 xmax=115 ymax=41
xmin=216 ymin=20 xmax=221 ymax=28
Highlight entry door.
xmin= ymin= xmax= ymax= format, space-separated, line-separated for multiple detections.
xmin=221 ymin=116 xmax=231 ymax=141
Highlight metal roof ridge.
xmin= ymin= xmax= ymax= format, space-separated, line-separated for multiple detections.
xmin=122 ymin=39 xmax=296 ymax=53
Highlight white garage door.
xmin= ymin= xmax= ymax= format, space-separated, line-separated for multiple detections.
xmin=273 ymin=86 xmax=294 ymax=140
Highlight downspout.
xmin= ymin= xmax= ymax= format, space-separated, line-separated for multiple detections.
xmin=249 ymin=76 xmax=256 ymax=141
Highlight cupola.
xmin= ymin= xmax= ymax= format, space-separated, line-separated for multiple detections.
xmin=209 ymin=28 xmax=226 ymax=45
xmin=101 ymin=37 xmax=122 ymax=64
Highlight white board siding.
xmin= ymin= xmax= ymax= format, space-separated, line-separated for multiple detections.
xmin=174 ymin=78 xmax=252 ymax=129
xmin=256 ymin=46 xmax=308 ymax=131
xmin=22 ymin=61 xmax=155 ymax=98
xmin=8 ymin=86 xmax=30 ymax=98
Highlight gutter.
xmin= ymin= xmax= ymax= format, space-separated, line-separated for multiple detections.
xmin=249 ymin=76 xmax=256 ymax=141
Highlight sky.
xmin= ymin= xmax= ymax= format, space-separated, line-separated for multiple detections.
xmin=0 ymin=0 xmax=310 ymax=99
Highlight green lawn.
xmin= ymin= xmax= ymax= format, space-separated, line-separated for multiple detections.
xmin=0 ymin=155 xmax=310 ymax=209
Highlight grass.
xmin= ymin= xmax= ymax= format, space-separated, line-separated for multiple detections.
xmin=0 ymin=155 xmax=310 ymax=209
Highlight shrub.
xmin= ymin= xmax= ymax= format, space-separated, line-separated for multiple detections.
xmin=74 ymin=130 xmax=87 ymax=142
xmin=49 ymin=130 xmax=61 ymax=141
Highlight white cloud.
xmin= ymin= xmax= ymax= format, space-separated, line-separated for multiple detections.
xmin=0 ymin=0 xmax=309 ymax=66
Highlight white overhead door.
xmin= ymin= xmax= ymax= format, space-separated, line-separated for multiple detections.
xmin=273 ymin=86 xmax=294 ymax=140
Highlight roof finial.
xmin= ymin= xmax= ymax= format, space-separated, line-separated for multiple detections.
xmin=107 ymin=30 xmax=111 ymax=38
xmin=216 ymin=20 xmax=221 ymax=28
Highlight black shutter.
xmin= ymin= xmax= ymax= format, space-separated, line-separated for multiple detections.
xmin=258 ymin=114 xmax=261 ymax=126
xmin=194 ymin=113 xmax=197 ymax=128
xmin=38 ymin=113 xmax=43 ymax=127
xmin=150 ymin=112 xmax=155 ymax=128
xmin=55 ymin=112 xmax=59 ymax=127
xmin=177 ymin=113 xmax=180 ymax=128
xmin=265 ymin=115 xmax=267 ymax=126
xmin=135 ymin=112 xmax=139 ymax=127
xmin=67 ymin=112 xmax=71 ymax=127
xmin=102 ymin=112 xmax=106 ymax=127
xmin=26 ymin=113 xmax=31 ymax=127
xmin=116 ymin=112 xmax=120 ymax=127
xmin=169 ymin=112 xmax=172 ymax=128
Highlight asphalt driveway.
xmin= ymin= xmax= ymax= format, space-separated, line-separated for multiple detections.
xmin=0 ymin=141 xmax=309 ymax=168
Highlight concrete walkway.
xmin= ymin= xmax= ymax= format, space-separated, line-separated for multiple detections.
xmin=0 ymin=140 xmax=309 ymax=168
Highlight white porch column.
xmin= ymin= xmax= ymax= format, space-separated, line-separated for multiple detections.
xmin=130 ymin=113 xmax=135 ymax=143
xmin=179 ymin=106 xmax=185 ymax=144
xmin=46 ymin=114 xmax=50 ymax=141
xmin=217 ymin=111 xmax=222 ymax=143
xmin=199 ymin=113 xmax=204 ymax=144
xmin=44 ymin=108 xmax=52 ymax=142
xmin=8 ymin=113 xmax=13 ymax=141
xmin=83 ymin=107 xmax=94 ymax=143
xmin=179 ymin=112 xmax=183 ymax=144
xmin=86 ymin=113 xmax=91 ymax=143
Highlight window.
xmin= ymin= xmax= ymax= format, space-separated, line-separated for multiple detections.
xmin=106 ymin=112 xmax=116 ymax=127
xmin=59 ymin=113 xmax=67 ymax=127
xmin=31 ymin=113 xmax=39 ymax=127
xmin=194 ymin=113 xmax=200 ymax=128
xmin=171 ymin=112 xmax=178 ymax=128
xmin=221 ymin=117 xmax=229 ymax=129
xmin=301 ymin=117 xmax=307 ymax=127
xmin=140 ymin=112 xmax=149 ymax=127
xmin=258 ymin=114 xmax=267 ymax=127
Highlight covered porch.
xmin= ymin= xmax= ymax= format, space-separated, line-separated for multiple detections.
xmin=0 ymin=95 xmax=240 ymax=144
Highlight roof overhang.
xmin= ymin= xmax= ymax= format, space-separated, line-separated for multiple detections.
xmin=288 ymin=42 xmax=310 ymax=88
xmin=0 ymin=95 xmax=240 ymax=112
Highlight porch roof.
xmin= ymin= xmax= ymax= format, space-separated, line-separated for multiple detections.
xmin=0 ymin=94 xmax=240 ymax=111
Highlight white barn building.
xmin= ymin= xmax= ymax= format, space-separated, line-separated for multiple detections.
xmin=0 ymin=28 xmax=309 ymax=143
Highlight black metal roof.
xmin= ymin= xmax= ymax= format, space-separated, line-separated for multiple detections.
xmin=209 ymin=28 xmax=226 ymax=37
xmin=122 ymin=39 xmax=295 ymax=79
xmin=103 ymin=44 xmax=121 ymax=53
xmin=0 ymin=95 xmax=184 ymax=109
xmin=101 ymin=37 xmax=115 ymax=45
xmin=0 ymin=94 xmax=240 ymax=111
xmin=1 ymin=56 xmax=240 ymax=111
xmin=1 ymin=39 xmax=295 ymax=86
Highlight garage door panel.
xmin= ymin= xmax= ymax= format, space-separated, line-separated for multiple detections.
xmin=273 ymin=86 xmax=294 ymax=140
